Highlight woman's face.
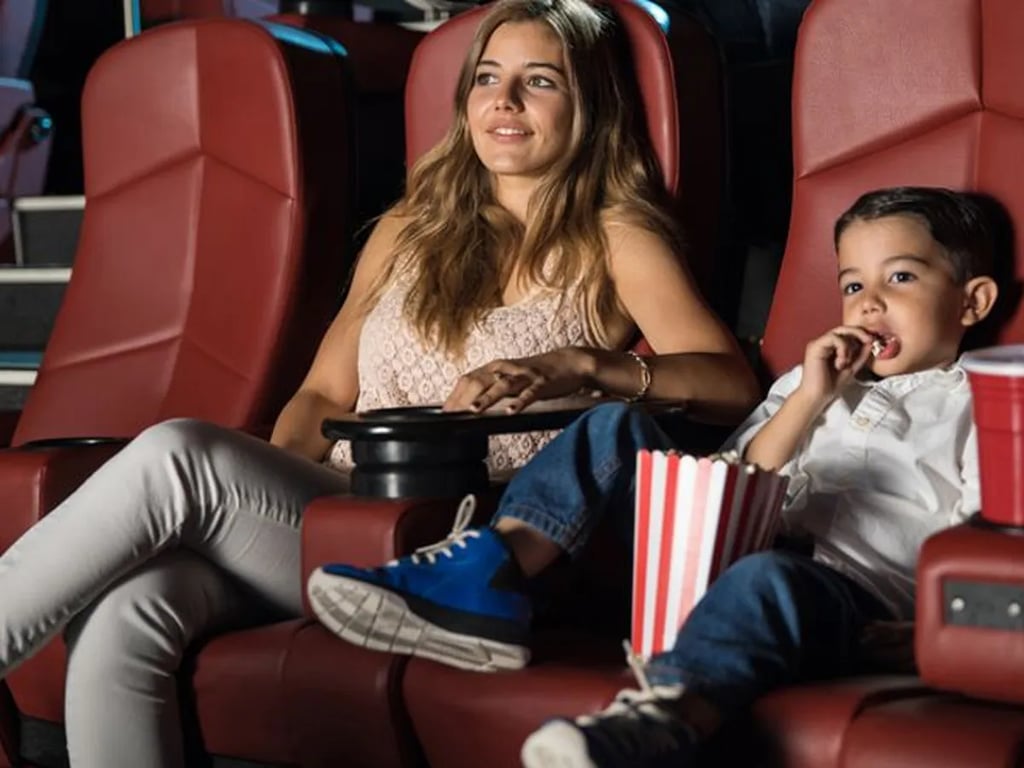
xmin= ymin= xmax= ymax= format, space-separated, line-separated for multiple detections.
xmin=466 ymin=20 xmax=575 ymax=190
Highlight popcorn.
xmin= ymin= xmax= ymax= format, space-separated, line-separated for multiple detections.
xmin=871 ymin=338 xmax=885 ymax=357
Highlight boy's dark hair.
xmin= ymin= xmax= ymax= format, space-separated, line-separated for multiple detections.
xmin=833 ymin=186 xmax=994 ymax=283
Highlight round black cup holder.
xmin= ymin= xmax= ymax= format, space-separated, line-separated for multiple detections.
xmin=324 ymin=401 xmax=693 ymax=499
xmin=323 ymin=405 xmax=592 ymax=499
xmin=18 ymin=436 xmax=127 ymax=452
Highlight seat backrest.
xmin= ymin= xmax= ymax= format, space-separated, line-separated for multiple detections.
xmin=0 ymin=0 xmax=47 ymax=78
xmin=407 ymin=0 xmax=679 ymax=191
xmin=404 ymin=0 xmax=724 ymax=301
xmin=12 ymin=18 xmax=351 ymax=445
xmin=761 ymin=0 xmax=1024 ymax=379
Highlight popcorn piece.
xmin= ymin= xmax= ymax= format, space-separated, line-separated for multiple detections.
xmin=706 ymin=449 xmax=742 ymax=464
xmin=870 ymin=338 xmax=885 ymax=357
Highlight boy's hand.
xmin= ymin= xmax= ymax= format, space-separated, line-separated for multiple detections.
xmin=743 ymin=324 xmax=875 ymax=471
xmin=858 ymin=620 xmax=917 ymax=674
xmin=797 ymin=325 xmax=876 ymax=406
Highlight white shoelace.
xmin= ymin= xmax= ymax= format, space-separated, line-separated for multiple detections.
xmin=388 ymin=494 xmax=480 ymax=566
xmin=577 ymin=641 xmax=685 ymax=728
xmin=564 ymin=641 xmax=690 ymax=759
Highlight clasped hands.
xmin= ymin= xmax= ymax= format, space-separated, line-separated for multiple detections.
xmin=443 ymin=348 xmax=594 ymax=415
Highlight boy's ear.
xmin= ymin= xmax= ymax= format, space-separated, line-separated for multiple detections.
xmin=961 ymin=276 xmax=999 ymax=326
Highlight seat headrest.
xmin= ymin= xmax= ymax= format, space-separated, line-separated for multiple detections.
xmin=403 ymin=0 xmax=679 ymax=193
xmin=762 ymin=0 xmax=1024 ymax=376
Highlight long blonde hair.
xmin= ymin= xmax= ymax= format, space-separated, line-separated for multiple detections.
xmin=369 ymin=0 xmax=682 ymax=357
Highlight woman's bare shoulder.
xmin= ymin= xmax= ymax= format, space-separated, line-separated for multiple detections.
xmin=358 ymin=211 xmax=414 ymax=270
xmin=600 ymin=214 xmax=678 ymax=264
xmin=367 ymin=210 xmax=413 ymax=245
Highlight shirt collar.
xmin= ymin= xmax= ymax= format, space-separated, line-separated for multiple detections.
xmin=853 ymin=359 xmax=968 ymax=395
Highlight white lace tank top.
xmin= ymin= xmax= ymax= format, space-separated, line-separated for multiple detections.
xmin=326 ymin=275 xmax=594 ymax=475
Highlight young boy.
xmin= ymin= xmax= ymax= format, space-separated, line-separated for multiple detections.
xmin=308 ymin=187 xmax=999 ymax=766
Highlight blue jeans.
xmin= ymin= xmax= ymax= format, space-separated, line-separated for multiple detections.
xmin=647 ymin=550 xmax=891 ymax=718
xmin=493 ymin=403 xmax=891 ymax=718
xmin=493 ymin=402 xmax=674 ymax=558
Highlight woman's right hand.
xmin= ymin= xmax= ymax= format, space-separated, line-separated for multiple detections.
xmin=443 ymin=348 xmax=594 ymax=414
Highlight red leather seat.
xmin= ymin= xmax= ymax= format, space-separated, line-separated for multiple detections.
xmin=399 ymin=0 xmax=722 ymax=298
xmin=178 ymin=3 xmax=724 ymax=766
xmin=393 ymin=0 xmax=1024 ymax=766
xmin=0 ymin=17 xmax=352 ymax=767
xmin=740 ymin=0 xmax=1024 ymax=764
xmin=0 ymin=0 xmax=52 ymax=263
xmin=297 ymin=0 xmax=723 ymax=587
xmin=11 ymin=19 xmax=350 ymax=448
xmin=287 ymin=3 xmax=724 ymax=767
xmin=768 ymin=9 xmax=1024 ymax=760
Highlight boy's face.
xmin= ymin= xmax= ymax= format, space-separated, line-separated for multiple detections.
xmin=836 ymin=214 xmax=979 ymax=376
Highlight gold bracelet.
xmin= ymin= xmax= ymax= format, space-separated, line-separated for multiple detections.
xmin=625 ymin=350 xmax=652 ymax=402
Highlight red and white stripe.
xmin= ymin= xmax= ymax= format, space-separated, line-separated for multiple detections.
xmin=632 ymin=450 xmax=788 ymax=659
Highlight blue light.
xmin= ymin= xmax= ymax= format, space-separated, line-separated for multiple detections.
xmin=632 ymin=0 xmax=670 ymax=33
xmin=260 ymin=22 xmax=348 ymax=57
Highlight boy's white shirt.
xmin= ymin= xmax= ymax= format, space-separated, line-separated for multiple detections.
xmin=724 ymin=359 xmax=978 ymax=620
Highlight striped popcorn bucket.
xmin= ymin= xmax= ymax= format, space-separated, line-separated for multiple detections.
xmin=631 ymin=450 xmax=789 ymax=659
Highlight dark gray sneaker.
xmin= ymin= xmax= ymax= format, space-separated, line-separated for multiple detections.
xmin=521 ymin=644 xmax=697 ymax=768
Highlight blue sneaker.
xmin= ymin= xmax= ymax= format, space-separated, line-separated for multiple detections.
xmin=307 ymin=495 xmax=532 ymax=671
xmin=521 ymin=643 xmax=697 ymax=768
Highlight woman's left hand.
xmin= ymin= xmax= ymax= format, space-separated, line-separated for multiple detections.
xmin=443 ymin=348 xmax=594 ymax=414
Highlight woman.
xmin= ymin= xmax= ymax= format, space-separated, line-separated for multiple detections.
xmin=0 ymin=0 xmax=756 ymax=765
xmin=280 ymin=0 xmax=758 ymax=473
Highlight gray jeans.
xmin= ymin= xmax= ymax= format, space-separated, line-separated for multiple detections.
xmin=0 ymin=419 xmax=350 ymax=767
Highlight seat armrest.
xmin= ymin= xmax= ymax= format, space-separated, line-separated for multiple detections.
xmin=0 ymin=442 xmax=125 ymax=553
xmin=321 ymin=401 xmax=718 ymax=499
xmin=916 ymin=518 xmax=1024 ymax=704
xmin=17 ymin=436 xmax=125 ymax=450
xmin=748 ymin=675 xmax=930 ymax=767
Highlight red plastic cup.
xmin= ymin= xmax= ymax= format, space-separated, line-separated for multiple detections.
xmin=963 ymin=345 xmax=1024 ymax=527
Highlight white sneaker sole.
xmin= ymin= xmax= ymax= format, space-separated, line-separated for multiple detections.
xmin=521 ymin=721 xmax=597 ymax=768
xmin=307 ymin=569 xmax=530 ymax=673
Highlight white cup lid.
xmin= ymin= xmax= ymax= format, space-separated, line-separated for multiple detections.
xmin=962 ymin=345 xmax=1024 ymax=376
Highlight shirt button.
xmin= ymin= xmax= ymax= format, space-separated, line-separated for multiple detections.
xmin=853 ymin=415 xmax=871 ymax=428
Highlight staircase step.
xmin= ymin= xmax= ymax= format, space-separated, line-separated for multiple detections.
xmin=0 ymin=350 xmax=43 ymax=370
xmin=0 ymin=351 xmax=41 ymax=411
xmin=0 ymin=385 xmax=28 ymax=410
xmin=0 ymin=267 xmax=69 ymax=349
xmin=13 ymin=196 xmax=84 ymax=267
xmin=0 ymin=264 xmax=69 ymax=413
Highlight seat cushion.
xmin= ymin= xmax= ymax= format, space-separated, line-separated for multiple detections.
xmin=747 ymin=676 xmax=931 ymax=768
xmin=839 ymin=693 xmax=1024 ymax=768
xmin=193 ymin=619 xmax=422 ymax=768
xmin=403 ymin=631 xmax=628 ymax=768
